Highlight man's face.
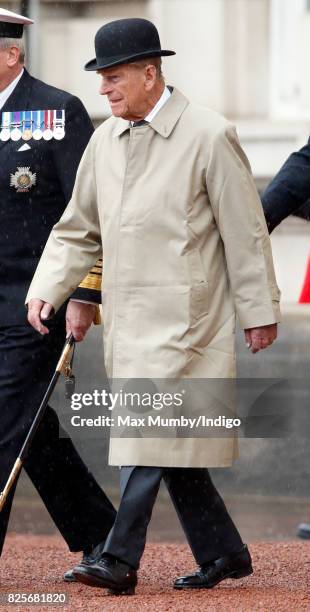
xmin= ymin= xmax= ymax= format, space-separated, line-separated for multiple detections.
xmin=98 ymin=63 xmax=153 ymax=121
xmin=0 ymin=47 xmax=10 ymax=85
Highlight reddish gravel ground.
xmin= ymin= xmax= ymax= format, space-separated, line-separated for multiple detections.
xmin=0 ymin=535 xmax=309 ymax=612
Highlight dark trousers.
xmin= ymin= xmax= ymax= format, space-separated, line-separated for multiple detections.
xmin=0 ymin=319 xmax=116 ymax=556
xmin=104 ymin=466 xmax=243 ymax=570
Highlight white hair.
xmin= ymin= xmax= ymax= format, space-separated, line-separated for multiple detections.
xmin=130 ymin=57 xmax=164 ymax=81
xmin=0 ymin=37 xmax=25 ymax=63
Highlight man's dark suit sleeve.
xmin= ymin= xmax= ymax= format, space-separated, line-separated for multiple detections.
xmin=52 ymin=95 xmax=102 ymax=304
xmin=51 ymin=95 xmax=94 ymax=201
xmin=262 ymin=138 xmax=310 ymax=232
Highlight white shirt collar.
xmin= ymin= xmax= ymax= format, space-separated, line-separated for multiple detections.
xmin=131 ymin=86 xmax=171 ymax=125
xmin=0 ymin=68 xmax=24 ymax=111
xmin=144 ymin=86 xmax=171 ymax=122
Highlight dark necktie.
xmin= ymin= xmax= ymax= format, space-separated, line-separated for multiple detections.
xmin=132 ymin=119 xmax=148 ymax=127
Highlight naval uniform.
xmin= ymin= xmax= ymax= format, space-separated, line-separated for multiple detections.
xmin=0 ymin=69 xmax=116 ymax=556
xmin=262 ymin=139 xmax=310 ymax=232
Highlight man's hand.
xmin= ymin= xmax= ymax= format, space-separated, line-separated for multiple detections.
xmin=244 ymin=324 xmax=277 ymax=354
xmin=66 ymin=301 xmax=97 ymax=342
xmin=27 ymin=299 xmax=54 ymax=335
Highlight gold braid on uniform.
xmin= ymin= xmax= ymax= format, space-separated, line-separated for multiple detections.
xmin=79 ymin=258 xmax=102 ymax=292
xmin=78 ymin=258 xmax=102 ymax=325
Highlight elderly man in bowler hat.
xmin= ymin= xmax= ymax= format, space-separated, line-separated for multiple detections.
xmin=27 ymin=18 xmax=280 ymax=595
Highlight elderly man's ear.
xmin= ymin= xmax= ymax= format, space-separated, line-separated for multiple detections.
xmin=6 ymin=45 xmax=21 ymax=68
xmin=144 ymin=65 xmax=157 ymax=90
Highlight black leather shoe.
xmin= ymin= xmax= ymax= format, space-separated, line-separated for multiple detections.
xmin=63 ymin=541 xmax=106 ymax=583
xmin=297 ymin=523 xmax=310 ymax=539
xmin=73 ymin=554 xmax=137 ymax=595
xmin=174 ymin=544 xmax=253 ymax=590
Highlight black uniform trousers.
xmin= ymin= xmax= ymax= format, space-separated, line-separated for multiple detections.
xmin=104 ymin=465 xmax=243 ymax=570
xmin=0 ymin=315 xmax=116 ymax=556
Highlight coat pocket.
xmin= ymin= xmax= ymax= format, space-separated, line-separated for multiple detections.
xmin=187 ymin=249 xmax=209 ymax=320
xmin=269 ymin=284 xmax=281 ymax=302
xmin=191 ymin=281 xmax=209 ymax=320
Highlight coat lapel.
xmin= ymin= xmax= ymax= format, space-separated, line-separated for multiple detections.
xmin=150 ymin=87 xmax=189 ymax=138
xmin=112 ymin=87 xmax=189 ymax=139
xmin=0 ymin=70 xmax=33 ymax=152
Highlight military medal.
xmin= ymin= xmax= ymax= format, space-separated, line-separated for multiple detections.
xmin=10 ymin=111 xmax=22 ymax=141
xmin=0 ymin=112 xmax=11 ymax=142
xmin=32 ymin=110 xmax=43 ymax=140
xmin=10 ymin=167 xmax=37 ymax=193
xmin=53 ymin=110 xmax=65 ymax=140
xmin=43 ymin=110 xmax=53 ymax=140
xmin=22 ymin=110 xmax=33 ymax=141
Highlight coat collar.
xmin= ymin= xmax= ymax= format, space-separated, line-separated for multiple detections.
xmin=112 ymin=87 xmax=189 ymax=139
xmin=0 ymin=69 xmax=33 ymax=152
xmin=1 ymin=68 xmax=33 ymax=113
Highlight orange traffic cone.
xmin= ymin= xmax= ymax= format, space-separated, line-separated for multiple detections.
xmin=299 ymin=256 xmax=310 ymax=303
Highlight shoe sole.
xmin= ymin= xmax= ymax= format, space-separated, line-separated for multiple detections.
xmin=63 ymin=574 xmax=77 ymax=583
xmin=298 ymin=530 xmax=310 ymax=540
xmin=173 ymin=567 xmax=253 ymax=590
xmin=73 ymin=569 xmax=136 ymax=595
xmin=64 ymin=562 xmax=91 ymax=583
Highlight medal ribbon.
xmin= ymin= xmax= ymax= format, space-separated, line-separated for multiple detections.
xmin=55 ymin=109 xmax=65 ymax=126
xmin=44 ymin=110 xmax=51 ymax=130
xmin=35 ymin=110 xmax=44 ymax=129
xmin=23 ymin=110 xmax=32 ymax=132
xmin=13 ymin=111 xmax=21 ymax=127
xmin=1 ymin=111 xmax=10 ymax=130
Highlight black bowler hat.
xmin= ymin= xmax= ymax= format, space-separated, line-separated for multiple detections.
xmin=84 ymin=18 xmax=175 ymax=71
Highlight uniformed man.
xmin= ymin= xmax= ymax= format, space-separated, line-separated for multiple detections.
xmin=262 ymin=142 xmax=310 ymax=541
xmin=262 ymin=141 xmax=310 ymax=232
xmin=0 ymin=8 xmax=116 ymax=581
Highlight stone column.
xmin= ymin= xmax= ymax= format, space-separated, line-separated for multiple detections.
xmin=222 ymin=0 xmax=270 ymax=118
xmin=149 ymin=0 xmax=226 ymax=111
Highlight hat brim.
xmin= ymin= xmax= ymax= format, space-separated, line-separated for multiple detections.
xmin=84 ymin=49 xmax=175 ymax=71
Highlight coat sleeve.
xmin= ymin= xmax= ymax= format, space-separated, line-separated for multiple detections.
xmin=262 ymin=139 xmax=310 ymax=231
xmin=294 ymin=199 xmax=310 ymax=222
xmin=206 ymin=124 xmax=281 ymax=329
xmin=50 ymin=94 xmax=102 ymax=304
xmin=26 ymin=134 xmax=102 ymax=312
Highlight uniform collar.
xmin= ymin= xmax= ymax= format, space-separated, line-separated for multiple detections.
xmin=0 ymin=69 xmax=33 ymax=152
xmin=112 ymin=87 xmax=189 ymax=139
xmin=0 ymin=68 xmax=24 ymax=111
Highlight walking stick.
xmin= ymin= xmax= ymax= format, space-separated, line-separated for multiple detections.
xmin=0 ymin=334 xmax=75 ymax=512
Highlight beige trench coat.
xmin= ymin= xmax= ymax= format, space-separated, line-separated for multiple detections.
xmin=27 ymin=87 xmax=281 ymax=468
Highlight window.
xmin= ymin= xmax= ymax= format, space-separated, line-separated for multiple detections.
xmin=270 ymin=0 xmax=310 ymax=118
